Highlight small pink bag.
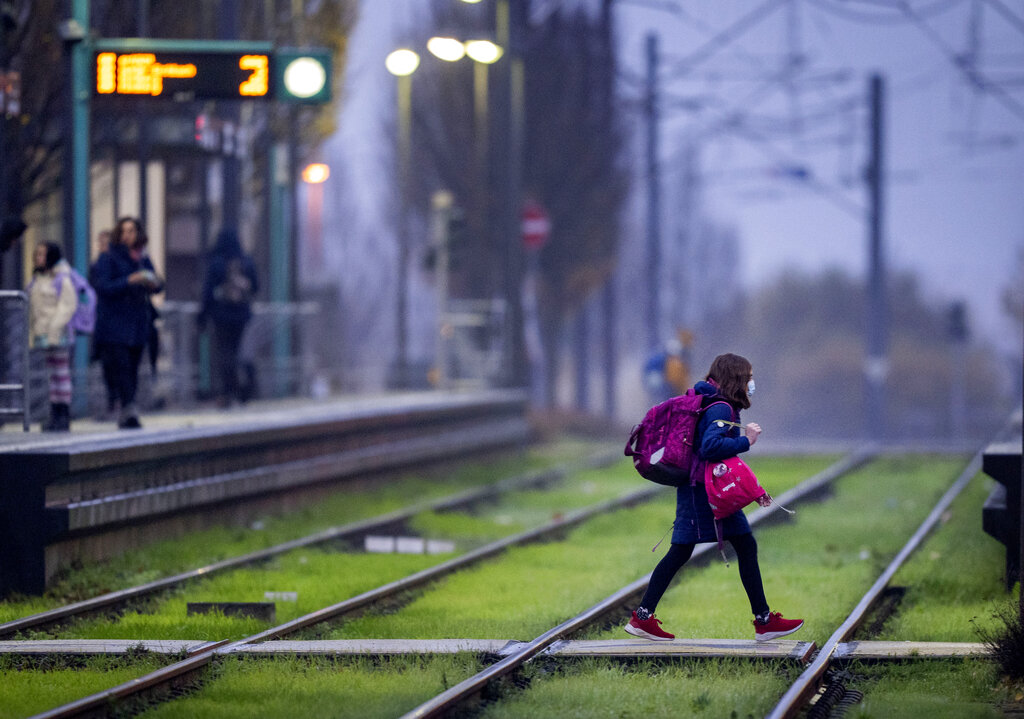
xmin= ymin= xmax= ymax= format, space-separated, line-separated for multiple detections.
xmin=704 ymin=456 xmax=767 ymax=520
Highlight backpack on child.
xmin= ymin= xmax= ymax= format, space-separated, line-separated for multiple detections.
xmin=62 ymin=268 xmax=97 ymax=334
xmin=29 ymin=267 xmax=97 ymax=335
xmin=623 ymin=389 xmax=731 ymax=487
xmin=214 ymin=257 xmax=255 ymax=306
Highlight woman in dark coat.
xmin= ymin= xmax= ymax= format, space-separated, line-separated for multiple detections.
xmin=624 ymin=353 xmax=804 ymax=642
xmin=89 ymin=217 xmax=163 ymax=429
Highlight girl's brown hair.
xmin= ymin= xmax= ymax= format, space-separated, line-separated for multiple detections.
xmin=706 ymin=353 xmax=753 ymax=410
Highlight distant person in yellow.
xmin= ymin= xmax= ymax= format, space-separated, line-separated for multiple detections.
xmin=644 ymin=331 xmax=693 ymax=403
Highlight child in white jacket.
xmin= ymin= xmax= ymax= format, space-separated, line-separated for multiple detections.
xmin=28 ymin=242 xmax=77 ymax=431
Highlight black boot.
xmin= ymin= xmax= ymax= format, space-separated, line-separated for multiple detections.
xmin=55 ymin=403 xmax=70 ymax=431
xmin=44 ymin=403 xmax=70 ymax=431
xmin=42 ymin=403 xmax=59 ymax=432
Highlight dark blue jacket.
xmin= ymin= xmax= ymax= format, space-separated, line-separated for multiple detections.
xmin=671 ymin=380 xmax=752 ymax=543
xmin=693 ymin=380 xmax=750 ymax=461
xmin=90 ymin=243 xmax=162 ymax=347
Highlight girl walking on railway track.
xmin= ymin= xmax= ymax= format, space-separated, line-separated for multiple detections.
xmin=625 ymin=352 xmax=804 ymax=643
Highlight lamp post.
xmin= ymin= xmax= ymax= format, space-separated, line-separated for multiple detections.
xmin=385 ymin=48 xmax=419 ymax=388
xmin=427 ymin=36 xmax=502 ymax=191
xmin=301 ymin=162 xmax=329 ymax=276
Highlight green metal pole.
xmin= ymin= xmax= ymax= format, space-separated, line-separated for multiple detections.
xmin=270 ymin=141 xmax=291 ymax=395
xmin=69 ymin=0 xmax=91 ymax=416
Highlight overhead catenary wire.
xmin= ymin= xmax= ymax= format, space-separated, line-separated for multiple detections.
xmin=806 ymin=0 xmax=966 ymax=25
xmin=981 ymin=0 xmax=1024 ymax=36
xmin=896 ymin=0 xmax=1024 ymax=122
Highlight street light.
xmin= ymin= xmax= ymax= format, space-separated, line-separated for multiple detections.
xmin=385 ymin=48 xmax=420 ymax=388
xmin=385 ymin=48 xmax=419 ymax=77
xmin=426 ymin=37 xmax=466 ymax=63
xmin=301 ymin=163 xmax=329 ymax=273
xmin=464 ymin=39 xmax=503 ymax=65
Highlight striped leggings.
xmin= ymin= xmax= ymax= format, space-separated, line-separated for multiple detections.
xmin=44 ymin=347 xmax=72 ymax=404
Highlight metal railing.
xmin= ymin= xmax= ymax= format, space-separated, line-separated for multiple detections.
xmin=70 ymin=300 xmax=322 ymax=417
xmin=0 ymin=290 xmax=31 ymax=431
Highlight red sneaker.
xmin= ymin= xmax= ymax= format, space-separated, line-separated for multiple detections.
xmin=624 ymin=611 xmax=675 ymax=641
xmin=754 ymin=611 xmax=804 ymax=642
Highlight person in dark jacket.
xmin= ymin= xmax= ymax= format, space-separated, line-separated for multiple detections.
xmin=89 ymin=217 xmax=163 ymax=429
xmin=197 ymin=228 xmax=258 ymax=407
xmin=624 ymin=353 xmax=804 ymax=643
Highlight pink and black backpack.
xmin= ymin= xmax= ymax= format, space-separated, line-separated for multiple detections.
xmin=624 ymin=389 xmax=731 ymax=487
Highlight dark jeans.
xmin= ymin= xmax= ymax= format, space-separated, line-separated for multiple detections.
xmin=211 ymin=322 xmax=245 ymax=402
xmin=98 ymin=342 xmax=144 ymax=409
xmin=639 ymin=534 xmax=769 ymax=617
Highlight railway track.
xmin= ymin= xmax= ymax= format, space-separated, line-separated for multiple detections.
xmin=0 ymin=449 xmax=620 ymax=639
xmin=12 ymin=450 xmax=875 ymax=718
xmin=399 ymin=447 xmax=989 ymax=719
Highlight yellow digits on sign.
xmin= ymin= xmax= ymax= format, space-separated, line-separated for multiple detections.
xmin=96 ymin=53 xmax=117 ymax=93
xmin=239 ymin=55 xmax=269 ymax=97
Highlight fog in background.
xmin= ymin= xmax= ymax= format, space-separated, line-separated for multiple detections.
xmin=301 ymin=0 xmax=1022 ymax=441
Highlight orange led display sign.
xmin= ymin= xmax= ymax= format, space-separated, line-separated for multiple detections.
xmin=94 ymin=50 xmax=271 ymax=100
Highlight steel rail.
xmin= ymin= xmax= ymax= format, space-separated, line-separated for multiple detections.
xmin=32 ymin=477 xmax=660 ymax=718
xmin=401 ymin=450 xmax=875 ymax=719
xmin=766 ymin=450 xmax=984 ymax=719
xmin=0 ymin=450 xmax=619 ymax=639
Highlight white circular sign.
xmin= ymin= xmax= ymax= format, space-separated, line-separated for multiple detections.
xmin=283 ymin=57 xmax=327 ymax=99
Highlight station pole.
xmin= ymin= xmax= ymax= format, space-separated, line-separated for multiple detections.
xmin=644 ymin=33 xmax=661 ymax=353
xmin=864 ymin=74 xmax=887 ymax=439
xmin=63 ymin=0 xmax=91 ymax=415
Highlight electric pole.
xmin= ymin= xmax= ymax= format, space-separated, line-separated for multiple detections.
xmin=645 ymin=33 xmax=660 ymax=353
xmin=865 ymin=73 xmax=887 ymax=439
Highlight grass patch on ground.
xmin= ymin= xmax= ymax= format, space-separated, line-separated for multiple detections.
xmin=136 ymin=654 xmax=484 ymax=719
xmin=843 ymin=658 xmax=1016 ymax=718
xmin=325 ymin=456 xmax=856 ymax=641
xmin=0 ymin=441 xmax=601 ymax=624
xmin=56 ymin=551 xmax=448 ymax=641
xmin=0 ymin=653 xmax=168 ymax=719
xmin=479 ymin=657 xmax=798 ymax=719
xmin=874 ymin=472 xmax=1017 ymax=642
xmin=50 ymin=457 xmax=642 ymax=641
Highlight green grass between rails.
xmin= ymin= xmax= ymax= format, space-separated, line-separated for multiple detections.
xmin=323 ymin=456 xmax=849 ymax=642
xmin=0 ymin=442 xmax=600 ymax=624
xmin=875 ymin=471 xmax=1018 ymax=641
xmin=0 ymin=455 xmax=837 ymax=717
xmin=22 ymin=453 xmax=979 ymax=719
xmin=842 ymin=659 xmax=1013 ymax=719
xmin=0 ymin=653 xmax=169 ymax=719
xmin=51 ymin=459 xmax=645 ymax=641
xmin=479 ymin=658 xmax=799 ymax=719
xmin=137 ymin=655 xmax=485 ymax=719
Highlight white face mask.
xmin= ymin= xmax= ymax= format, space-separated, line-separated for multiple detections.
xmin=747 ymin=379 xmax=756 ymax=396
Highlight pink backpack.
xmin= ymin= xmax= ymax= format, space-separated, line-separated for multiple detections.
xmin=624 ymin=390 xmax=730 ymax=487
xmin=704 ymin=457 xmax=767 ymax=520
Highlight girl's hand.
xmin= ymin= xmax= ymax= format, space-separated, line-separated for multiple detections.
xmin=755 ymin=494 xmax=772 ymax=508
xmin=744 ymin=422 xmax=762 ymax=445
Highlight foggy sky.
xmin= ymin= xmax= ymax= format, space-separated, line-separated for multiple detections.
xmin=321 ymin=0 xmax=1023 ymax=364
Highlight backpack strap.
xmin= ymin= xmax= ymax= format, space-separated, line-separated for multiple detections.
xmin=689 ymin=399 xmax=737 ymax=486
xmin=700 ymin=399 xmax=736 ymax=421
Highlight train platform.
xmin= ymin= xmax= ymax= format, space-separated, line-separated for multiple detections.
xmin=0 ymin=389 xmax=520 ymax=449
xmin=0 ymin=388 xmax=532 ymax=597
